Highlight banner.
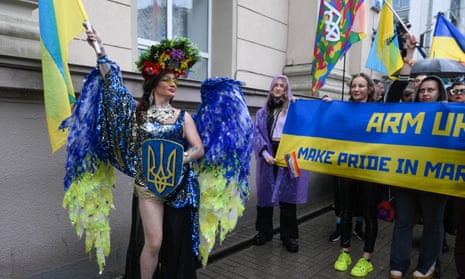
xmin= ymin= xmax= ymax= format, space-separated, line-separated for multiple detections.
xmin=276 ymin=100 xmax=465 ymax=198
xmin=39 ymin=0 xmax=87 ymax=152
xmin=430 ymin=12 xmax=465 ymax=62
xmin=311 ymin=0 xmax=366 ymax=95
xmin=365 ymin=0 xmax=403 ymax=79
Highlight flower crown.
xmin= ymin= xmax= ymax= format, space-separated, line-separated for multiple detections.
xmin=136 ymin=37 xmax=201 ymax=79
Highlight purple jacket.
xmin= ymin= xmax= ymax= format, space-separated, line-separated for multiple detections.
xmin=253 ymin=75 xmax=309 ymax=207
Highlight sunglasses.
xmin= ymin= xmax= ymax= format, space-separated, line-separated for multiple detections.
xmin=161 ymin=77 xmax=179 ymax=85
xmin=450 ymin=88 xmax=465 ymax=95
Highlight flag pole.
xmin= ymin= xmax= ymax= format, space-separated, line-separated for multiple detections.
xmin=341 ymin=54 xmax=346 ymax=101
xmin=383 ymin=0 xmax=426 ymax=58
xmin=383 ymin=0 xmax=408 ymax=31
xmin=76 ymin=0 xmax=101 ymax=54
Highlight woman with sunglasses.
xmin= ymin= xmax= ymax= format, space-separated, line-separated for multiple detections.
xmin=448 ymin=82 xmax=465 ymax=103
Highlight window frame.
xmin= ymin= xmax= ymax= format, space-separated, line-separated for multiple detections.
xmin=136 ymin=0 xmax=211 ymax=80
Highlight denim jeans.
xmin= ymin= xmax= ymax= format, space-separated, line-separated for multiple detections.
xmin=390 ymin=187 xmax=447 ymax=274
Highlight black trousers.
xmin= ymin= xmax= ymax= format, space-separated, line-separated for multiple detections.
xmin=123 ymin=193 xmax=197 ymax=279
xmin=339 ymin=177 xmax=381 ymax=253
xmin=255 ymin=203 xmax=298 ymax=240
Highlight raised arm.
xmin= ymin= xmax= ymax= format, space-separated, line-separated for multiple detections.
xmin=85 ymin=26 xmax=110 ymax=77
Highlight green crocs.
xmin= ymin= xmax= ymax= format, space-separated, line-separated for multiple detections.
xmin=350 ymin=257 xmax=374 ymax=277
xmin=334 ymin=251 xmax=352 ymax=271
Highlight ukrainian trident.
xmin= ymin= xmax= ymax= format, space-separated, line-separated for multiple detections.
xmin=141 ymin=139 xmax=184 ymax=198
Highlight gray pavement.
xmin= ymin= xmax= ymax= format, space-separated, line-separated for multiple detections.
xmin=197 ymin=204 xmax=457 ymax=279
xmin=28 ymin=173 xmax=458 ymax=279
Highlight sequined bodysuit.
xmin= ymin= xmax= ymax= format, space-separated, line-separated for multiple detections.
xmin=134 ymin=110 xmax=200 ymax=209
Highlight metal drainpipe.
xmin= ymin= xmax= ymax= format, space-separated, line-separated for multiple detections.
xmin=424 ymin=0 xmax=434 ymax=55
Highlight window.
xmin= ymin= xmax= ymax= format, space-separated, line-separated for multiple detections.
xmin=392 ymin=0 xmax=409 ymax=22
xmin=392 ymin=0 xmax=409 ymax=9
xmin=137 ymin=0 xmax=210 ymax=81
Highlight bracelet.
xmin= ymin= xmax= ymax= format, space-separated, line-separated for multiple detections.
xmin=97 ymin=56 xmax=109 ymax=64
xmin=183 ymin=152 xmax=190 ymax=164
xmin=404 ymin=57 xmax=414 ymax=66
xmin=97 ymin=47 xmax=107 ymax=58
xmin=398 ymin=75 xmax=410 ymax=81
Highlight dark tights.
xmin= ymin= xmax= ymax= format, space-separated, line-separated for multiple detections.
xmin=339 ymin=178 xmax=381 ymax=253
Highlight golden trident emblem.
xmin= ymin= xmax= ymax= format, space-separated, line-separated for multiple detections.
xmin=142 ymin=139 xmax=184 ymax=197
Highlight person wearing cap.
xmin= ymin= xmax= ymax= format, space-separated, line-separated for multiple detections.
xmin=85 ymin=27 xmax=204 ymax=279
xmin=389 ymin=76 xmax=449 ymax=279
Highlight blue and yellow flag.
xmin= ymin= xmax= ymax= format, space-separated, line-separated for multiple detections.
xmin=39 ymin=0 xmax=87 ymax=152
xmin=276 ymin=100 xmax=465 ymax=198
xmin=312 ymin=0 xmax=366 ymax=95
xmin=430 ymin=12 xmax=465 ymax=62
xmin=365 ymin=0 xmax=403 ymax=79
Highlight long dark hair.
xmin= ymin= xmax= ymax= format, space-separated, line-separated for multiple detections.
xmin=136 ymin=70 xmax=169 ymax=123
xmin=414 ymin=75 xmax=448 ymax=102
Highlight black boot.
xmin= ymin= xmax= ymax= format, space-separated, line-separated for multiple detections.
xmin=252 ymin=232 xmax=273 ymax=246
xmin=353 ymin=220 xmax=365 ymax=241
xmin=328 ymin=223 xmax=341 ymax=242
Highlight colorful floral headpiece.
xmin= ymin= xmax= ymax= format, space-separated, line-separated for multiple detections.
xmin=136 ymin=37 xmax=201 ymax=79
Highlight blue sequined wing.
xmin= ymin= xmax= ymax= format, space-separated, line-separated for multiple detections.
xmin=193 ymin=77 xmax=254 ymax=266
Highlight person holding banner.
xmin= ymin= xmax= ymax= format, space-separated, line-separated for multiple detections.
xmin=389 ymin=75 xmax=448 ymax=279
xmin=327 ymin=73 xmax=382 ymax=277
xmin=252 ymin=74 xmax=309 ymax=253
xmin=85 ymin=28 xmax=205 ymax=279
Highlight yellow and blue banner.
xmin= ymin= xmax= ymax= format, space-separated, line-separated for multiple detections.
xmin=276 ymin=100 xmax=465 ymax=198
xmin=39 ymin=0 xmax=87 ymax=152
xmin=365 ymin=0 xmax=403 ymax=79
xmin=312 ymin=0 xmax=366 ymax=95
xmin=430 ymin=12 xmax=465 ymax=62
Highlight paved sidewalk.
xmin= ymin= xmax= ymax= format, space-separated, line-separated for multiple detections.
xmin=31 ymin=188 xmax=456 ymax=279
xmin=198 ymin=206 xmax=457 ymax=279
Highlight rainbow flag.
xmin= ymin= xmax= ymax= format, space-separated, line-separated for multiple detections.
xmin=39 ymin=0 xmax=87 ymax=152
xmin=312 ymin=0 xmax=366 ymax=95
xmin=430 ymin=12 xmax=465 ymax=62
xmin=285 ymin=152 xmax=301 ymax=178
xmin=365 ymin=0 xmax=403 ymax=79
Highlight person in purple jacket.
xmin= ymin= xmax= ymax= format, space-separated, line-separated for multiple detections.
xmin=252 ymin=74 xmax=310 ymax=253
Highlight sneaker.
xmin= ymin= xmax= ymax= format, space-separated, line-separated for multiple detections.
xmin=350 ymin=258 xmax=373 ymax=277
xmin=328 ymin=224 xmax=341 ymax=242
xmin=334 ymin=251 xmax=352 ymax=272
xmin=353 ymin=223 xmax=365 ymax=241
xmin=389 ymin=270 xmax=403 ymax=279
